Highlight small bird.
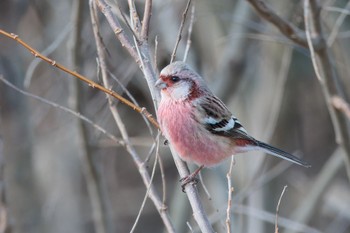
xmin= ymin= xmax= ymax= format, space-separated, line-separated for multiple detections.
xmin=155 ymin=61 xmax=310 ymax=189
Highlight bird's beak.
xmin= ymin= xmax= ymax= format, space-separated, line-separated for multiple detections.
xmin=155 ymin=79 xmax=167 ymax=89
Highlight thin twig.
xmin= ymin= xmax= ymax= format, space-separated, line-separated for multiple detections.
xmin=275 ymin=185 xmax=288 ymax=233
xmin=107 ymin=70 xmax=154 ymax=137
xmin=24 ymin=23 xmax=72 ymax=88
xmin=141 ymin=0 xmax=152 ymax=41
xmin=326 ymin=1 xmax=350 ymax=46
xmin=231 ymin=204 xmax=322 ymax=233
xmin=198 ymin=172 xmax=212 ymax=200
xmin=183 ymin=4 xmax=195 ymax=62
xmin=130 ymin=138 xmax=159 ymax=233
xmin=95 ymin=0 xmax=140 ymax=63
xmin=0 ymin=29 xmax=159 ymax=129
xmin=186 ymin=222 xmax=194 ymax=233
xmin=0 ymin=76 xmax=123 ymax=145
xmin=170 ymin=0 xmax=192 ymax=63
xmin=226 ymin=156 xmax=235 ymax=233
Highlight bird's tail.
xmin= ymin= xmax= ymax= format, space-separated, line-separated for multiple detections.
xmin=257 ymin=141 xmax=311 ymax=168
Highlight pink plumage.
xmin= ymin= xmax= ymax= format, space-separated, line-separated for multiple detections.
xmin=155 ymin=62 xmax=310 ymax=185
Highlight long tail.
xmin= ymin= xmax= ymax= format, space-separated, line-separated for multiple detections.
xmin=257 ymin=141 xmax=311 ymax=168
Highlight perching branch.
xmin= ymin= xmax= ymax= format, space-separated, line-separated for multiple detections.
xmin=89 ymin=2 xmax=176 ymax=232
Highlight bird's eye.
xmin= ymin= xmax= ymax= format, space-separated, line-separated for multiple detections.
xmin=171 ymin=76 xmax=180 ymax=82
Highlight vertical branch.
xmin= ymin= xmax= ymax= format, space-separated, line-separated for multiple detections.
xmin=274 ymin=186 xmax=288 ymax=233
xmin=304 ymin=0 xmax=350 ymax=180
xmin=141 ymin=0 xmax=152 ymax=41
xmin=170 ymin=0 xmax=192 ymax=63
xmin=94 ymin=1 xmax=215 ymax=232
xmin=89 ymin=2 xmax=176 ymax=233
xmin=68 ymin=1 xmax=108 ymax=233
xmin=226 ymin=156 xmax=235 ymax=233
xmin=183 ymin=4 xmax=195 ymax=62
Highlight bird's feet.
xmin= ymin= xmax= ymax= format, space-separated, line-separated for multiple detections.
xmin=179 ymin=165 xmax=204 ymax=192
xmin=180 ymin=175 xmax=199 ymax=192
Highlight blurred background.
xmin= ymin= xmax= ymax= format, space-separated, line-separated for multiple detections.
xmin=0 ymin=0 xmax=350 ymax=232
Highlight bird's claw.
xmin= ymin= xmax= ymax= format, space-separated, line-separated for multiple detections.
xmin=180 ymin=176 xmax=199 ymax=192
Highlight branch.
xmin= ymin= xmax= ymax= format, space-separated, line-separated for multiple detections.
xmin=141 ymin=0 xmax=152 ymax=41
xmin=246 ymin=0 xmax=320 ymax=49
xmin=225 ymin=156 xmax=235 ymax=233
xmin=304 ymin=0 xmax=350 ymax=181
xmin=170 ymin=0 xmax=192 ymax=63
xmin=89 ymin=2 xmax=176 ymax=232
xmin=0 ymin=29 xmax=159 ymax=129
xmin=274 ymin=186 xmax=288 ymax=233
xmin=94 ymin=0 xmax=140 ymax=63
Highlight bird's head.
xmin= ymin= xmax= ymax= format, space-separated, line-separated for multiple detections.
xmin=155 ymin=61 xmax=207 ymax=101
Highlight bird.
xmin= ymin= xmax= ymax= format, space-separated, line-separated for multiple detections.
xmin=155 ymin=61 xmax=310 ymax=189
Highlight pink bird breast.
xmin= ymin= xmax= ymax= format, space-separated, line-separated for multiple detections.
xmin=158 ymin=99 xmax=234 ymax=167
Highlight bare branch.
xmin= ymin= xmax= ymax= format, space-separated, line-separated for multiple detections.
xmin=141 ymin=0 xmax=152 ymax=41
xmin=226 ymin=156 xmax=235 ymax=233
xmin=183 ymin=4 xmax=195 ymax=62
xmin=246 ymin=0 xmax=320 ymax=49
xmin=275 ymin=186 xmax=288 ymax=233
xmin=304 ymin=0 xmax=350 ymax=180
xmin=0 ymin=76 xmax=123 ymax=146
xmin=89 ymin=2 xmax=176 ymax=232
xmin=170 ymin=0 xmax=192 ymax=63
xmin=0 ymin=29 xmax=159 ymax=129
xmin=95 ymin=0 xmax=140 ymax=63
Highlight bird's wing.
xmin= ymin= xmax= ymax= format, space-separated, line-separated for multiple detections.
xmin=195 ymin=95 xmax=258 ymax=145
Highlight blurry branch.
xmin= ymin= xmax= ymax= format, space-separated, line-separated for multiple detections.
xmin=170 ymin=0 xmax=192 ymax=63
xmin=69 ymin=1 xmax=108 ymax=233
xmin=225 ymin=156 xmax=235 ymax=233
xmin=274 ymin=185 xmax=287 ymax=233
xmin=183 ymin=4 xmax=195 ymax=62
xmin=303 ymin=0 xmax=350 ymax=180
xmin=231 ymin=204 xmax=322 ymax=233
xmin=24 ymin=23 xmax=72 ymax=88
xmin=286 ymin=147 xmax=344 ymax=233
xmin=245 ymin=0 xmax=350 ymax=180
xmin=94 ymin=0 xmax=215 ymax=232
xmin=0 ymin=103 xmax=7 ymax=233
xmin=245 ymin=0 xmax=314 ymax=48
xmin=89 ymin=2 xmax=176 ymax=232
xmin=0 ymin=29 xmax=159 ymax=129
xmin=130 ymin=139 xmax=159 ymax=233
xmin=108 ymin=71 xmax=154 ymax=137
xmin=332 ymin=96 xmax=350 ymax=120
xmin=213 ymin=0 xmax=251 ymax=100
xmin=0 ymin=76 xmax=124 ymax=145
xmin=326 ymin=1 xmax=350 ymax=46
